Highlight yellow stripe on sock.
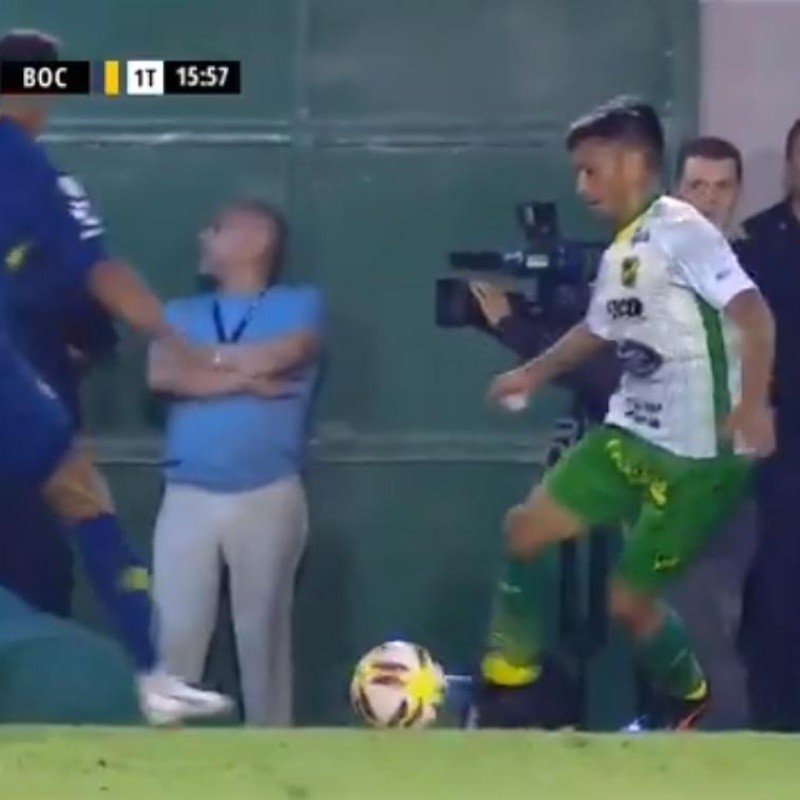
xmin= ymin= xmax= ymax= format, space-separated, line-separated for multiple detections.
xmin=481 ymin=653 xmax=541 ymax=687
xmin=685 ymin=679 xmax=709 ymax=702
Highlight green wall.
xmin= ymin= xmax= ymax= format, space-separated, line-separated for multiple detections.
xmin=1 ymin=0 xmax=698 ymax=727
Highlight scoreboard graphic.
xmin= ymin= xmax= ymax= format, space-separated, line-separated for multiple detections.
xmin=0 ymin=60 xmax=241 ymax=95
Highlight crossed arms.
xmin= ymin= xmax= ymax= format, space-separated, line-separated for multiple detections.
xmin=147 ymin=329 xmax=319 ymax=399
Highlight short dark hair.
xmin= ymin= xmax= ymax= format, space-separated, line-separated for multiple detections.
xmin=229 ymin=199 xmax=289 ymax=276
xmin=0 ymin=29 xmax=59 ymax=62
xmin=676 ymin=136 xmax=743 ymax=182
xmin=785 ymin=118 xmax=800 ymax=161
xmin=566 ymin=96 xmax=664 ymax=169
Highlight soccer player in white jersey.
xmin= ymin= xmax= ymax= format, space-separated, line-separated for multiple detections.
xmin=478 ymin=97 xmax=775 ymax=729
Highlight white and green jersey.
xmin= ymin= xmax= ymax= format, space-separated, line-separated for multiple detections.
xmin=586 ymin=195 xmax=755 ymax=459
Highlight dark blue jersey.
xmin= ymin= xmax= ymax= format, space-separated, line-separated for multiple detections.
xmin=0 ymin=116 xmax=108 ymax=333
xmin=8 ymin=292 xmax=118 ymax=427
xmin=0 ymin=115 xmax=110 ymax=484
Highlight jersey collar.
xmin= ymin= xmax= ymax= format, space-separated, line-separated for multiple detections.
xmin=613 ymin=194 xmax=661 ymax=246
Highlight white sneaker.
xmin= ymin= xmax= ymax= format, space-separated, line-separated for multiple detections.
xmin=138 ymin=671 xmax=234 ymax=727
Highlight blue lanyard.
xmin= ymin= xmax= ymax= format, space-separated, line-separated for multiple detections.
xmin=212 ymin=291 xmax=266 ymax=344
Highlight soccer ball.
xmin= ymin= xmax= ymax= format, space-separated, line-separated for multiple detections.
xmin=350 ymin=640 xmax=446 ymax=728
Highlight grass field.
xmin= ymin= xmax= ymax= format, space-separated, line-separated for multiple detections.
xmin=0 ymin=728 xmax=797 ymax=799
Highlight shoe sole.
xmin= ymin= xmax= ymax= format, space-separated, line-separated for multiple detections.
xmin=142 ymin=697 xmax=234 ymax=727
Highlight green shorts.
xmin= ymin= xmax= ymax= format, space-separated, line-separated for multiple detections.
xmin=543 ymin=425 xmax=752 ymax=593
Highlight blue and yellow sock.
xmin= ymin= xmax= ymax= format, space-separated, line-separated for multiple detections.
xmin=74 ymin=513 xmax=156 ymax=671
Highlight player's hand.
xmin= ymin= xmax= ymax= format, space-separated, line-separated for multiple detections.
xmin=470 ymin=282 xmax=512 ymax=327
xmin=722 ymin=402 xmax=776 ymax=458
xmin=487 ymin=362 xmax=543 ymax=411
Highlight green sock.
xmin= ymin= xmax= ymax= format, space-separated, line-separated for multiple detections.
xmin=485 ymin=554 xmax=542 ymax=668
xmin=637 ymin=608 xmax=707 ymax=699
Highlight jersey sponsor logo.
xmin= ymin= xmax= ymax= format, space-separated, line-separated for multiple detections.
xmin=606 ymin=297 xmax=644 ymax=321
xmin=620 ymin=256 xmax=640 ymax=288
xmin=4 ymin=241 xmax=30 ymax=272
xmin=57 ymin=173 xmax=104 ymax=240
xmin=617 ymin=339 xmax=663 ymax=379
xmin=623 ymin=396 xmax=663 ymax=430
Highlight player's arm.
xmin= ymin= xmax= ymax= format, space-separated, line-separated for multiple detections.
xmin=36 ymin=172 xmax=205 ymax=367
xmin=666 ymin=217 xmax=775 ymax=408
xmin=42 ymin=173 xmax=171 ymax=340
xmin=520 ymin=321 xmax=607 ymax=384
xmin=89 ymin=260 xmax=214 ymax=371
xmin=666 ymin=216 xmax=776 ymax=453
xmin=488 ymin=321 xmax=606 ymax=407
xmin=88 ymin=259 xmax=173 ymax=341
xmin=522 ymin=255 xmax=613 ymax=385
xmin=724 ymin=289 xmax=774 ymax=411
xmin=487 ymin=264 xmax=609 ymax=406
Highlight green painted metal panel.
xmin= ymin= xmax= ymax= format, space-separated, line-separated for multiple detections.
xmin=307 ymin=0 xmax=677 ymax=121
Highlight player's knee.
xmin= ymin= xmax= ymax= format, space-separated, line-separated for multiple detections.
xmin=608 ymin=582 xmax=663 ymax=639
xmin=505 ymin=488 xmax=584 ymax=560
xmin=505 ymin=504 xmax=551 ymax=560
xmin=43 ymin=450 xmax=114 ymax=523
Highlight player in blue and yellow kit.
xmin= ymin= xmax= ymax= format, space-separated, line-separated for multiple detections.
xmin=0 ymin=29 xmax=232 ymax=724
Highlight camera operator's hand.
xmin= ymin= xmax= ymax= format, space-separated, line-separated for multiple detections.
xmin=487 ymin=362 xmax=545 ymax=410
xmin=470 ymin=282 xmax=512 ymax=327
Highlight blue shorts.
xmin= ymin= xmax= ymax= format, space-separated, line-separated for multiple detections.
xmin=0 ymin=341 xmax=72 ymax=487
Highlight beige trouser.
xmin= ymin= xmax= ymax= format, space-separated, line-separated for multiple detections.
xmin=152 ymin=475 xmax=308 ymax=726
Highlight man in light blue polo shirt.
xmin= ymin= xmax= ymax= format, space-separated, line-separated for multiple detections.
xmin=148 ymin=199 xmax=323 ymax=726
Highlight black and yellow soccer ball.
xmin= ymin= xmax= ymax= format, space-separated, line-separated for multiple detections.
xmin=350 ymin=640 xmax=446 ymax=728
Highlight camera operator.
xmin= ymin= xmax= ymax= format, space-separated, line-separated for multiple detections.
xmin=460 ymin=135 xmax=755 ymax=731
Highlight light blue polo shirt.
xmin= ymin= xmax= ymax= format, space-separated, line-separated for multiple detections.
xmin=162 ymin=285 xmax=323 ymax=492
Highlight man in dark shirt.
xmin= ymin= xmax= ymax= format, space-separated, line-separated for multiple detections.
xmin=739 ymin=118 xmax=800 ymax=731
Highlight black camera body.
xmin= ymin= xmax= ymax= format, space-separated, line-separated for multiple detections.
xmin=435 ymin=201 xmax=604 ymax=329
